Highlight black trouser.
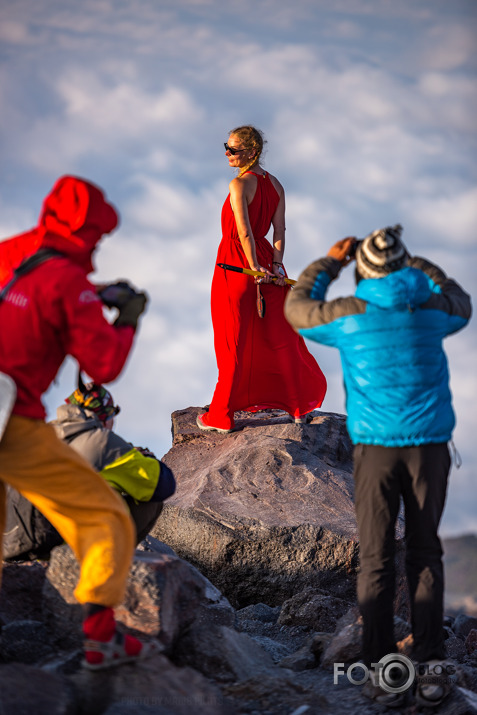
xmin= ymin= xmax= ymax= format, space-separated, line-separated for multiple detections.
xmin=353 ymin=443 xmax=450 ymax=666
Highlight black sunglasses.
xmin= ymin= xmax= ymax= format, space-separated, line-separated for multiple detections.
xmin=224 ymin=142 xmax=247 ymax=156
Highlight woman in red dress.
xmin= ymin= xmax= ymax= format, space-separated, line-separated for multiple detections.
xmin=197 ymin=126 xmax=327 ymax=433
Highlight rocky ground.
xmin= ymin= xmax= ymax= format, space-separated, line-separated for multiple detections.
xmin=1 ymin=407 xmax=476 ymax=714
xmin=1 ymin=538 xmax=477 ymax=714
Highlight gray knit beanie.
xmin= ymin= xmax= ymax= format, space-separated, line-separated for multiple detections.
xmin=356 ymin=224 xmax=408 ymax=279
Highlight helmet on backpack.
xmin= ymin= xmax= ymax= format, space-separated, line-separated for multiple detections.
xmin=66 ymin=373 xmax=120 ymax=423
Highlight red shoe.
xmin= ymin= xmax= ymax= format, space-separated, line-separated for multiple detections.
xmin=83 ymin=607 xmax=160 ymax=670
xmin=196 ymin=412 xmax=235 ymax=434
xmin=83 ymin=631 xmax=160 ymax=670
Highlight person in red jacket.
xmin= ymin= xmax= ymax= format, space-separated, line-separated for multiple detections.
xmin=0 ymin=175 xmax=156 ymax=669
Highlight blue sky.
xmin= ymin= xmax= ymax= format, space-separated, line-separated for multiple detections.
xmin=1 ymin=0 xmax=476 ymax=537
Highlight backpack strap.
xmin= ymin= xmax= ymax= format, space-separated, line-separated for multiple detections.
xmin=0 ymin=248 xmax=63 ymax=304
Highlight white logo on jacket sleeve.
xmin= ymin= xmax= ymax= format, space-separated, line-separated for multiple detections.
xmin=5 ymin=291 xmax=29 ymax=308
xmin=79 ymin=290 xmax=100 ymax=304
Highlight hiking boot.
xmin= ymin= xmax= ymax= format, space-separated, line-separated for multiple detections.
xmin=82 ymin=606 xmax=160 ymax=670
xmin=362 ymin=679 xmax=407 ymax=708
xmin=415 ymin=659 xmax=456 ymax=708
xmin=83 ymin=630 xmax=160 ymax=670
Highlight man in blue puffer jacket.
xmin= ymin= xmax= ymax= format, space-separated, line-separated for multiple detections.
xmin=285 ymin=225 xmax=471 ymax=707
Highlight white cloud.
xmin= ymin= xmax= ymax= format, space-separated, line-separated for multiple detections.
xmin=122 ymin=177 xmax=222 ymax=236
xmin=404 ymin=187 xmax=477 ymax=247
xmin=0 ymin=19 xmax=32 ymax=44
xmin=59 ymin=74 xmax=202 ymax=133
xmin=418 ymin=23 xmax=476 ymax=72
xmin=16 ymin=75 xmax=204 ymax=175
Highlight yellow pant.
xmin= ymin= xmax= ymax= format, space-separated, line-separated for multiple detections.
xmin=0 ymin=415 xmax=135 ymax=606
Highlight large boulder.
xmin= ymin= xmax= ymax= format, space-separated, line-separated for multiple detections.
xmin=153 ymin=406 xmax=359 ymax=607
xmin=41 ymin=541 xmax=226 ymax=651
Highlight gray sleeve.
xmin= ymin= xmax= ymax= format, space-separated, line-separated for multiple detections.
xmin=411 ymin=256 xmax=472 ymax=320
xmin=285 ymin=257 xmax=365 ymax=330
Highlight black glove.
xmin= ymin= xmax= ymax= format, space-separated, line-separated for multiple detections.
xmin=114 ymin=291 xmax=148 ymax=329
xmin=98 ymin=281 xmax=139 ymax=309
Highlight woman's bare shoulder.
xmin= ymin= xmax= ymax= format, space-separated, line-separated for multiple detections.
xmin=229 ymin=175 xmax=243 ymax=189
xmin=229 ymin=173 xmax=257 ymax=200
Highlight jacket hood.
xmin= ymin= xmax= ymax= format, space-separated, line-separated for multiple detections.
xmin=50 ymin=403 xmax=103 ymax=440
xmin=38 ymin=176 xmax=119 ymax=273
xmin=355 ymin=266 xmax=432 ymax=310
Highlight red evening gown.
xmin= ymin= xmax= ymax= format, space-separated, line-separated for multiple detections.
xmin=205 ymin=171 xmax=327 ymax=430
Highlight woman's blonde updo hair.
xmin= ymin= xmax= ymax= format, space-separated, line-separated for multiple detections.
xmin=230 ymin=125 xmax=266 ymax=177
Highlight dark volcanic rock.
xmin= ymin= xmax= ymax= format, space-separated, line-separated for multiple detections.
xmin=466 ymin=630 xmax=477 ymax=655
xmin=42 ymin=543 xmax=226 ymax=651
xmin=0 ymin=662 xmax=76 ymax=714
xmin=3 ymin=405 xmax=474 ymax=715
xmin=278 ymin=587 xmax=353 ymax=633
xmin=69 ymin=654 xmax=229 ymax=715
xmin=0 ymin=560 xmax=48 ymax=624
xmin=172 ymin=621 xmax=277 ymax=683
xmin=454 ymin=614 xmax=477 ymax=641
xmin=0 ymin=619 xmax=54 ymax=663
xmin=153 ymin=406 xmax=359 ymax=607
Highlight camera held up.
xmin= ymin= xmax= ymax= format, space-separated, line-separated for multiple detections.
xmin=98 ymin=281 xmax=140 ymax=309
xmin=348 ymin=239 xmax=362 ymax=259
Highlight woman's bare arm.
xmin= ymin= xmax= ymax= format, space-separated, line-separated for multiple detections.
xmin=270 ymin=177 xmax=286 ymax=285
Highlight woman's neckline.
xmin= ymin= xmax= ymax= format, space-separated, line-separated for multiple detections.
xmin=246 ymin=170 xmax=267 ymax=178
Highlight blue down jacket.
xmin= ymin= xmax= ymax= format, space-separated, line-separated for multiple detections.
xmin=284 ymin=255 xmax=471 ymax=447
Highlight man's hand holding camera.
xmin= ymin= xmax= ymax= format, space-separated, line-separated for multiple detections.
xmin=327 ymin=237 xmax=359 ymax=266
xmin=97 ymin=281 xmax=148 ymax=330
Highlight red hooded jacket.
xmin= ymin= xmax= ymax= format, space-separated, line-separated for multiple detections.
xmin=0 ymin=176 xmax=136 ymax=420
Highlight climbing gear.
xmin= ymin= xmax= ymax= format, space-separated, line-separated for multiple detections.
xmin=217 ymin=263 xmax=296 ymax=286
xmin=66 ymin=372 xmax=120 ymax=423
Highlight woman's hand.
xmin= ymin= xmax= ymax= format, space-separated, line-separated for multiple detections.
xmin=271 ymin=262 xmax=286 ymax=286
xmin=253 ymin=264 xmax=274 ymax=284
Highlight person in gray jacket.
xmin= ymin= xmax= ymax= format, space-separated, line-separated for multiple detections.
xmin=4 ymin=378 xmax=175 ymax=559
xmin=284 ymin=225 xmax=471 ymax=708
